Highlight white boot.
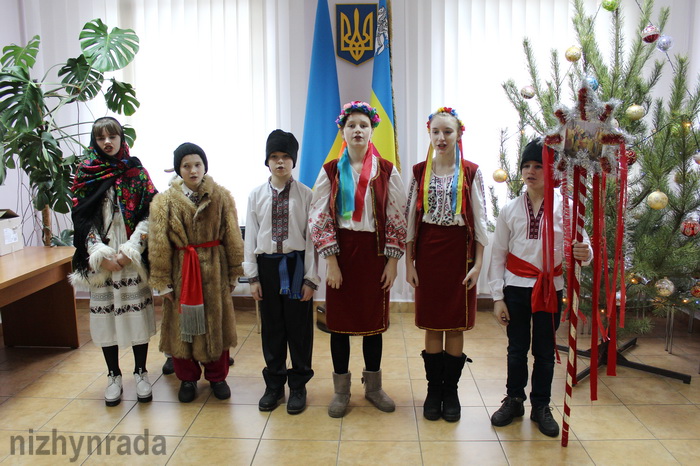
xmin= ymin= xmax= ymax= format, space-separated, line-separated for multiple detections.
xmin=105 ymin=373 xmax=123 ymax=407
xmin=134 ymin=370 xmax=152 ymax=403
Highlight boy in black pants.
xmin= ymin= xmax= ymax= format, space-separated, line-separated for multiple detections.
xmin=244 ymin=130 xmax=319 ymax=414
xmin=487 ymin=139 xmax=592 ymax=437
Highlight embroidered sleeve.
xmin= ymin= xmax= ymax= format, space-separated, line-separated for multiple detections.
xmin=303 ymin=279 xmax=318 ymax=291
xmin=384 ymin=166 xmax=408 ymax=258
xmin=405 ymin=176 xmax=419 ymax=243
xmin=471 ymin=169 xmax=489 ymax=247
xmin=487 ymin=202 xmax=512 ymax=302
xmin=302 ymin=188 xmax=321 ymax=286
xmin=308 ymin=169 xmax=339 ymax=257
xmin=243 ymin=189 xmax=260 ymax=279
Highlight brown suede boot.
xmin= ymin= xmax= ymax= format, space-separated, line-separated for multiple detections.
xmin=328 ymin=372 xmax=351 ymax=418
xmin=362 ymin=369 xmax=395 ymax=413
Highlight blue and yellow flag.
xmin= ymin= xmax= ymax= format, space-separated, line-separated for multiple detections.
xmin=369 ymin=0 xmax=400 ymax=171
xmin=299 ymin=0 xmax=344 ymax=188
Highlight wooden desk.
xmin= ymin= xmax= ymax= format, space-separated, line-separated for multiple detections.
xmin=0 ymin=246 xmax=79 ymax=348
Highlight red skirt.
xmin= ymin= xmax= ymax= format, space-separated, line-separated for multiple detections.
xmin=414 ymin=223 xmax=476 ymax=331
xmin=326 ymin=229 xmax=389 ymax=335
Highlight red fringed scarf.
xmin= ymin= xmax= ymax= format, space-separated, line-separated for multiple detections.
xmin=177 ymin=240 xmax=221 ymax=342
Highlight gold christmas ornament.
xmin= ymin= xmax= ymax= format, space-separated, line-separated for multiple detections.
xmin=565 ymin=46 xmax=582 ymax=62
xmin=492 ymin=168 xmax=508 ymax=183
xmin=520 ymin=85 xmax=536 ymax=99
xmin=646 ymin=190 xmax=668 ymax=210
xmin=655 ymin=277 xmax=675 ymax=297
xmin=625 ymin=104 xmax=645 ymax=121
xmin=691 ymin=282 xmax=700 ymax=298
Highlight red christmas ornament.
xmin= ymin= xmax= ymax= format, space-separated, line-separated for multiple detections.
xmin=626 ymin=149 xmax=637 ymax=166
xmin=642 ymin=24 xmax=660 ymax=43
xmin=681 ymin=219 xmax=700 ymax=237
xmin=691 ymin=282 xmax=700 ymax=298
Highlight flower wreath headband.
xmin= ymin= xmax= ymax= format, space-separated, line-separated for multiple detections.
xmin=426 ymin=107 xmax=465 ymax=132
xmin=336 ymin=101 xmax=381 ymax=128
xmin=420 ymin=107 xmax=466 ymax=216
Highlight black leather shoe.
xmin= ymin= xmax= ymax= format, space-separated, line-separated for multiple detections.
xmin=162 ymin=357 xmax=174 ymax=375
xmin=178 ymin=381 xmax=197 ymax=403
xmin=210 ymin=380 xmax=231 ymax=400
xmin=491 ymin=396 xmax=525 ymax=427
xmin=287 ymin=387 xmax=307 ymax=415
xmin=530 ymin=405 xmax=559 ymax=437
xmin=258 ymin=387 xmax=284 ymax=411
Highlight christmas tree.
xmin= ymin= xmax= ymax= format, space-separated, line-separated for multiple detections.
xmin=493 ymin=0 xmax=700 ymax=335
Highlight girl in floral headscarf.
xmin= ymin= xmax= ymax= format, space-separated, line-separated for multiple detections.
xmin=309 ymin=101 xmax=408 ymax=418
xmin=71 ymin=117 xmax=157 ymax=407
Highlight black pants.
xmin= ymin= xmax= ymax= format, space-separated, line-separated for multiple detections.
xmin=258 ymin=254 xmax=314 ymax=390
xmin=504 ymin=286 xmax=562 ymax=407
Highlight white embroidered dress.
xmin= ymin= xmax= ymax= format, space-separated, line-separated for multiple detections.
xmin=84 ymin=187 xmax=156 ymax=347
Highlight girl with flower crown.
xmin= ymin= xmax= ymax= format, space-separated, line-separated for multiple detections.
xmin=405 ymin=107 xmax=488 ymax=422
xmin=70 ymin=117 xmax=158 ymax=407
xmin=309 ymin=101 xmax=408 ymax=418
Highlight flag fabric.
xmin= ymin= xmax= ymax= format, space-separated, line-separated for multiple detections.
xmin=299 ymin=0 xmax=343 ymax=188
xmin=369 ymin=0 xmax=400 ymax=170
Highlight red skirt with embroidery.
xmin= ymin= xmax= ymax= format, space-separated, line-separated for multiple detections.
xmin=326 ymin=229 xmax=389 ymax=335
xmin=414 ymin=223 xmax=476 ymax=331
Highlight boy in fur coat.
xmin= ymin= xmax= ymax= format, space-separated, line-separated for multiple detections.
xmin=149 ymin=142 xmax=244 ymax=402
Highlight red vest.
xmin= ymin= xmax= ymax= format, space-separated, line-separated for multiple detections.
xmin=411 ymin=159 xmax=479 ymax=259
xmin=324 ymin=156 xmax=394 ymax=256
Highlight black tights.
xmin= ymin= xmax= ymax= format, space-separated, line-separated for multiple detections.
xmin=330 ymin=333 xmax=382 ymax=374
xmin=101 ymin=343 xmax=149 ymax=376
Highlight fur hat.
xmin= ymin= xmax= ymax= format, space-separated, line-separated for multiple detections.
xmin=265 ymin=129 xmax=299 ymax=168
xmin=174 ymin=142 xmax=208 ymax=177
xmin=520 ymin=138 xmax=544 ymax=170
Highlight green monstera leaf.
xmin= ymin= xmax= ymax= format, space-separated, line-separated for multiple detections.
xmin=49 ymin=162 xmax=74 ymax=214
xmin=79 ymin=18 xmax=139 ymax=72
xmin=123 ymin=125 xmax=137 ymax=147
xmin=0 ymin=130 xmax=5 ymax=185
xmin=14 ymin=129 xmax=71 ymax=211
xmin=105 ymin=79 xmax=139 ymax=115
xmin=0 ymin=66 xmax=44 ymax=132
xmin=58 ymin=54 xmax=104 ymax=102
xmin=1 ymin=35 xmax=40 ymax=69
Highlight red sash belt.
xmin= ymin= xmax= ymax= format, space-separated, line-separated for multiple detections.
xmin=506 ymin=252 xmax=562 ymax=313
xmin=177 ymin=240 xmax=222 ymax=310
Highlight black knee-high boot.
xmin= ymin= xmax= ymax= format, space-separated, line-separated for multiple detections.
xmin=442 ymin=352 xmax=470 ymax=422
xmin=422 ymin=350 xmax=443 ymax=421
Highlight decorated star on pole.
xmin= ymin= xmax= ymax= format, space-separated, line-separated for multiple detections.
xmin=540 ymin=78 xmax=630 ymax=448
xmin=544 ymin=78 xmax=629 ymax=178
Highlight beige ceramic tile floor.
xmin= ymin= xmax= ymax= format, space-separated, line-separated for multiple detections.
xmin=0 ymin=300 xmax=698 ymax=465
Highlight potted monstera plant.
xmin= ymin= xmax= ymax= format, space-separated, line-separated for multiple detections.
xmin=0 ymin=18 xmax=140 ymax=245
